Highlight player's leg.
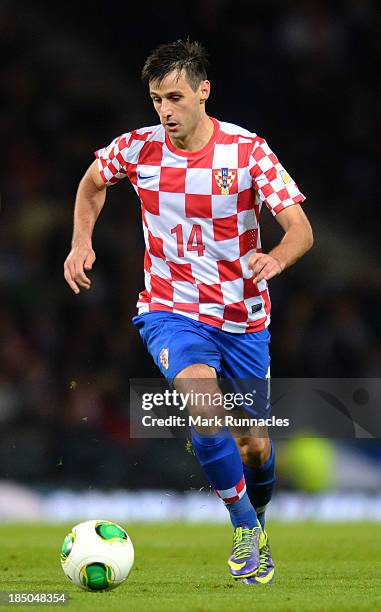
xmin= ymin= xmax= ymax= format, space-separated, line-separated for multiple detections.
xmin=133 ymin=312 xmax=263 ymax=578
xmin=236 ymin=430 xmax=275 ymax=585
xmin=237 ymin=432 xmax=275 ymax=531
xmin=175 ymin=363 xmax=263 ymax=579
xmin=175 ymin=363 xmax=258 ymax=528
xmin=214 ymin=327 xmax=276 ymax=584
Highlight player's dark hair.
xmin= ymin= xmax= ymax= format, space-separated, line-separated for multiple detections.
xmin=141 ymin=39 xmax=209 ymax=91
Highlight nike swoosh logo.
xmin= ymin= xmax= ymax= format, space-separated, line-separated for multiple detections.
xmin=138 ymin=173 xmax=156 ymax=180
xmin=228 ymin=560 xmax=246 ymax=571
xmin=253 ymin=569 xmax=275 ymax=584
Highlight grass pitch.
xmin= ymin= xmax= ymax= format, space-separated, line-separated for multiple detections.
xmin=1 ymin=522 xmax=380 ymax=611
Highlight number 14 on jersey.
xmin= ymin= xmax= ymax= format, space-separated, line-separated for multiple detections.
xmin=171 ymin=224 xmax=205 ymax=257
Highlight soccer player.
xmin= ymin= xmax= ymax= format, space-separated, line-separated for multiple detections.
xmin=64 ymin=40 xmax=313 ymax=584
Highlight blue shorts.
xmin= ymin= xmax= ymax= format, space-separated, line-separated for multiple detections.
xmin=132 ymin=312 xmax=270 ymax=382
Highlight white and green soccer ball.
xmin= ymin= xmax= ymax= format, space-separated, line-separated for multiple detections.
xmin=60 ymin=519 xmax=134 ymax=591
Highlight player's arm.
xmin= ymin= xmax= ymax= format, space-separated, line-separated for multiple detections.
xmin=64 ymin=160 xmax=107 ymax=294
xmin=249 ymin=204 xmax=313 ymax=284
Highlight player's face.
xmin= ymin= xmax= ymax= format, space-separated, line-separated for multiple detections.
xmin=149 ymin=70 xmax=210 ymax=140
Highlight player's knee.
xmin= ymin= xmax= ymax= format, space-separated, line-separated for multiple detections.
xmin=239 ymin=436 xmax=271 ymax=468
xmin=174 ymin=364 xmax=224 ymax=425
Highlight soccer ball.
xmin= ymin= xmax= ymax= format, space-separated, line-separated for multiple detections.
xmin=60 ymin=519 xmax=134 ymax=591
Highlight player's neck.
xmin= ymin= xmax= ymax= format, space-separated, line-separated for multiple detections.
xmin=169 ymin=115 xmax=214 ymax=152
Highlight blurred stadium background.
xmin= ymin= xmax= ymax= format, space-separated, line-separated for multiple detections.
xmin=1 ymin=0 xmax=380 ymax=522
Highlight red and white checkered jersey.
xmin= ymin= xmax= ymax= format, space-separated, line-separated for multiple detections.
xmin=95 ymin=118 xmax=305 ymax=333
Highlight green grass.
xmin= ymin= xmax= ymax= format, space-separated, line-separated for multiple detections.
xmin=1 ymin=523 xmax=381 ymax=611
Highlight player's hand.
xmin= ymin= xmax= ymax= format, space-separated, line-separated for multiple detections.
xmin=64 ymin=242 xmax=96 ymax=294
xmin=248 ymin=253 xmax=284 ymax=285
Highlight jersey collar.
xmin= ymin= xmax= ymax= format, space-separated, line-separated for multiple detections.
xmin=164 ymin=117 xmax=219 ymax=158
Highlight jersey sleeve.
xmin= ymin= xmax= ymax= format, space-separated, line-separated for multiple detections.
xmin=94 ymin=133 xmax=131 ymax=185
xmin=249 ymin=138 xmax=306 ymax=216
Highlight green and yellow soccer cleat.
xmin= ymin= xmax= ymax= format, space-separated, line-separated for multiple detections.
xmin=228 ymin=523 xmax=266 ymax=579
xmin=243 ymin=529 xmax=275 ymax=585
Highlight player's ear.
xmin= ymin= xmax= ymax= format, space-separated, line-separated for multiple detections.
xmin=199 ymin=80 xmax=211 ymax=104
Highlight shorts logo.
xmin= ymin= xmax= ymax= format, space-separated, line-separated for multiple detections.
xmin=159 ymin=347 xmax=169 ymax=369
xmin=279 ymin=168 xmax=291 ymax=184
xmin=214 ymin=167 xmax=236 ymax=195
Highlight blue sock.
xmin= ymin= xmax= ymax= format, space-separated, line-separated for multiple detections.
xmin=243 ymin=440 xmax=275 ymax=530
xmin=191 ymin=427 xmax=257 ymax=529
